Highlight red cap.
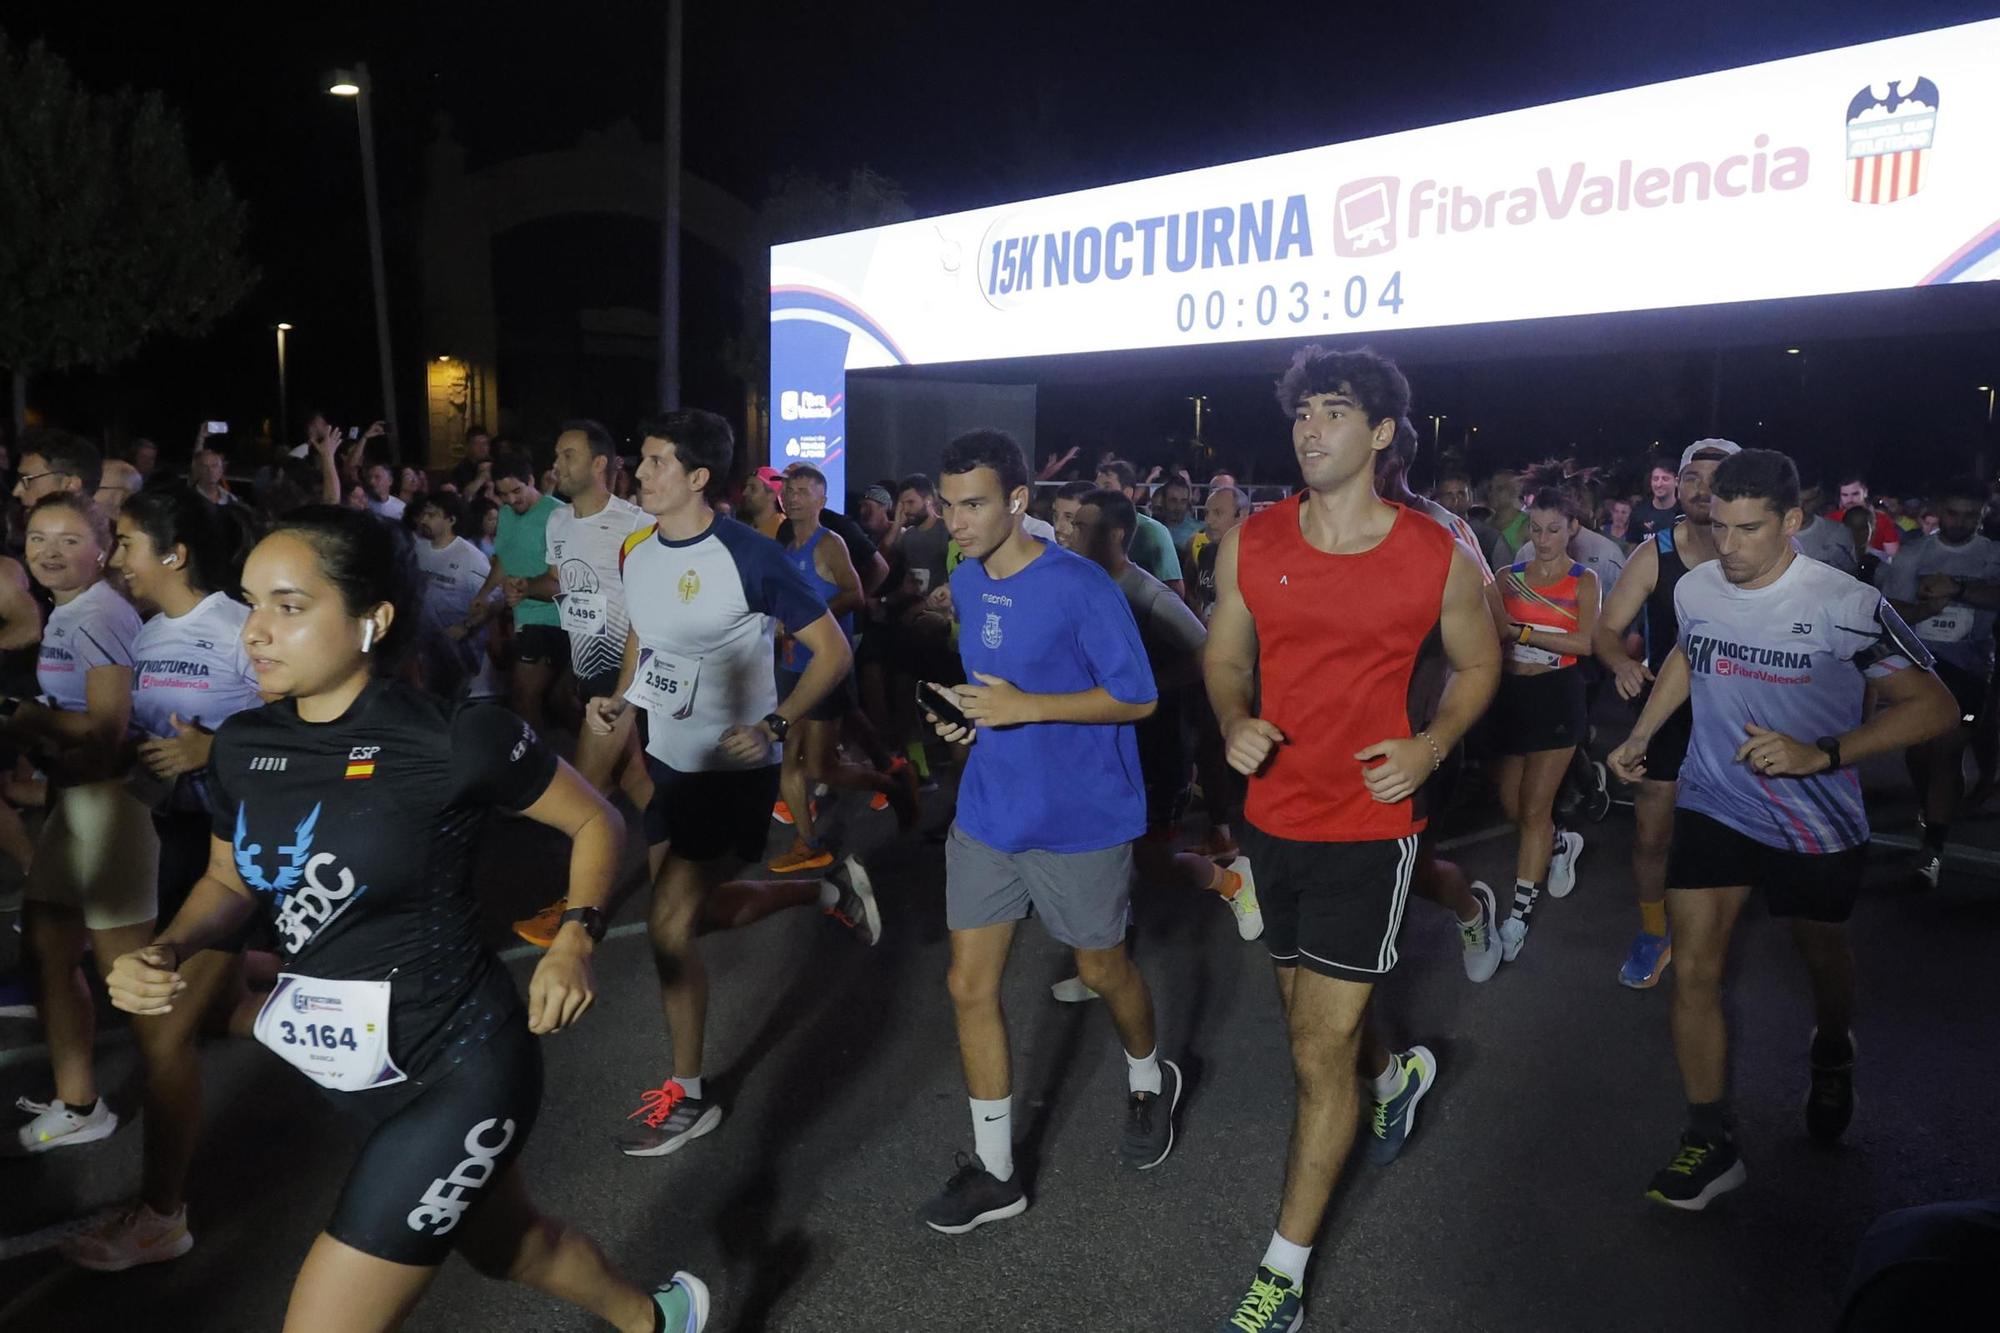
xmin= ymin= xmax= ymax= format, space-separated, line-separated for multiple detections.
xmin=755 ymin=466 xmax=784 ymax=494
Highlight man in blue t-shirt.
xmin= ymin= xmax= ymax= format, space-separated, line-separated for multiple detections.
xmin=914 ymin=428 xmax=1183 ymax=1236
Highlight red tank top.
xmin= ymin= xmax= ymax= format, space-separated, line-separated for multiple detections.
xmin=1500 ymin=561 xmax=1585 ymax=669
xmin=1238 ymin=497 xmax=1456 ymax=842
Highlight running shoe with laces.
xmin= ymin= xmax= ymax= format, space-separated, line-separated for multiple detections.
xmin=616 ymin=1079 xmax=723 ymax=1158
xmin=822 ymin=856 xmax=881 ymax=946
xmin=511 ymin=897 xmax=568 ymax=949
xmin=1645 ymin=1132 xmax=1746 ymax=1210
xmin=1119 ymin=1059 xmax=1183 ymax=1170
xmin=1460 ymin=882 xmax=1502 ymax=983
xmin=771 ymin=837 xmax=835 ymax=874
xmin=1050 ymin=976 xmax=1101 ymax=1003
xmin=1498 ymin=916 xmax=1529 ymax=963
xmin=919 ymin=1151 xmax=1027 ymax=1234
xmin=1221 ymin=857 xmax=1263 ymax=941
xmin=1363 ymin=1045 xmax=1436 ymax=1166
xmin=59 ymin=1202 xmax=193 ymax=1271
xmin=651 ymin=1271 xmax=710 ymax=1332
xmin=1907 ymin=853 xmax=1941 ymax=892
xmin=1547 ymin=830 xmax=1584 ymax=898
xmin=1618 ymin=931 xmax=1672 ymax=989
xmin=1216 ymin=1266 xmax=1303 ymax=1332
xmin=1806 ymin=1028 xmax=1857 ymax=1144
xmin=11 ymin=1096 xmax=118 ymax=1155
xmin=772 ymin=799 xmax=818 ymax=827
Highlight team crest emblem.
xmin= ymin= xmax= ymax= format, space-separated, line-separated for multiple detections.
xmin=1845 ymin=76 xmax=1938 ymax=204
xmin=981 ymin=612 xmax=1003 ymax=649
xmin=677 ymin=569 xmax=701 ymax=603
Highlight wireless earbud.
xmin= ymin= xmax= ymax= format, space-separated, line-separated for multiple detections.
xmin=359 ymin=619 xmax=377 ymax=654
xmin=1010 ymin=501 xmax=1021 ymax=514
xmin=161 ymin=556 xmax=177 ymax=567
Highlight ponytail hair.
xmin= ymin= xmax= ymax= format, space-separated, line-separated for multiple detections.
xmin=122 ymin=483 xmax=263 ymax=598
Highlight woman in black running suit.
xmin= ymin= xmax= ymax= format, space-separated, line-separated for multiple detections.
xmin=104 ymin=508 xmax=707 ymax=1333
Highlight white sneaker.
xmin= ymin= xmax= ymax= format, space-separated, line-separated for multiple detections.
xmin=1499 ymin=917 xmax=1529 ymax=963
xmin=60 ymin=1202 xmax=193 ymax=1271
xmin=12 ymin=1096 xmax=118 ymax=1154
xmin=1050 ymin=976 xmax=1100 ymax=1003
xmin=1461 ymin=882 xmax=1503 ymax=983
xmin=1547 ymin=831 xmax=1584 ymax=898
xmin=1221 ymin=857 xmax=1263 ymax=941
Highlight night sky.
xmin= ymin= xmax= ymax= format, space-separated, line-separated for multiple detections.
xmin=8 ymin=0 xmax=1999 ymax=490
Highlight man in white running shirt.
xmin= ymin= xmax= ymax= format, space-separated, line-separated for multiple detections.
xmin=413 ymin=492 xmax=504 ymax=701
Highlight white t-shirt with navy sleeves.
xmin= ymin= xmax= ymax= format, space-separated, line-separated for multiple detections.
xmin=38 ymin=579 xmax=142 ymax=712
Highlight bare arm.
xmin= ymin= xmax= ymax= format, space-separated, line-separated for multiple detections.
xmin=107 ymin=836 xmax=260 ymax=1015
xmin=1825 ymin=660 xmax=1956 ymax=766
xmin=857 ymin=549 xmax=889 ymax=600
xmin=815 ymin=532 xmax=866 ymax=619
xmin=1593 ymin=540 xmax=1661 ymax=697
xmin=1356 ymin=549 xmax=1500 ymax=803
xmin=1606 ymin=647 xmax=1690 ymax=783
xmin=517 ymin=759 xmax=623 ymax=1033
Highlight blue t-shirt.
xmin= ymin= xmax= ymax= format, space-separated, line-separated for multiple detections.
xmin=951 ymin=541 xmax=1156 ymax=853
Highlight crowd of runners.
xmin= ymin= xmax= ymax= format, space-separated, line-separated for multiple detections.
xmin=0 ymin=340 xmax=1981 ymax=1330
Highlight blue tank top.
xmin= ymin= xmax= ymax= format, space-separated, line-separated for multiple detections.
xmin=780 ymin=528 xmax=852 ymax=671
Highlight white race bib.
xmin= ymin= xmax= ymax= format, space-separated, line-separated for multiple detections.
xmin=254 ymin=974 xmax=405 ymax=1092
xmin=1920 ymin=605 xmax=1974 ymax=644
xmin=625 ymin=646 xmax=699 ymax=719
xmin=559 ymin=590 xmax=609 ymax=637
xmin=1509 ymin=624 xmax=1565 ymax=668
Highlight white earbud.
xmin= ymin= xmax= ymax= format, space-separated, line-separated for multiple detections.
xmin=1010 ymin=501 xmax=1021 ymax=514
xmin=359 ymin=619 xmax=377 ymax=654
xmin=161 ymin=556 xmax=177 ymax=567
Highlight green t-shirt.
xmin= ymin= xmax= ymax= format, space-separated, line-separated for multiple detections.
xmin=1129 ymin=512 xmax=1184 ymax=584
xmin=496 ymin=494 xmax=561 ymax=628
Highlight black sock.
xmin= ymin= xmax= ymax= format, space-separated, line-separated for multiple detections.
xmin=1923 ymin=821 xmax=1949 ymax=854
xmin=1687 ymin=1100 xmax=1733 ymax=1145
xmin=1811 ymin=1030 xmax=1854 ymax=1064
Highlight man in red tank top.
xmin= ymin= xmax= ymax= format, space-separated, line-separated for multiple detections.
xmin=1203 ymin=346 xmax=1500 ymax=1332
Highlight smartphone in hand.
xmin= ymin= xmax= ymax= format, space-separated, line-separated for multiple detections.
xmin=916 ymin=681 xmax=973 ymax=732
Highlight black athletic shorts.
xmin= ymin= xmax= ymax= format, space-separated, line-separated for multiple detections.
xmin=642 ymin=757 xmax=780 ymax=863
xmin=326 ymin=1008 xmax=541 ymax=1266
xmin=1666 ymin=808 xmax=1868 ymax=923
xmin=1240 ymin=823 xmax=1421 ymax=980
xmin=1490 ymin=668 xmax=1588 ymax=756
xmin=776 ymin=666 xmax=858 ymax=723
xmin=513 ymin=623 xmax=569 ymax=669
xmin=1634 ymin=698 xmax=1695 ymax=783
xmin=573 ymin=668 xmax=623 ymax=704
xmin=1934 ymin=660 xmax=1991 ymax=728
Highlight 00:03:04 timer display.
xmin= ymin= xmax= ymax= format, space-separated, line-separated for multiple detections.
xmin=1175 ymin=273 xmax=1406 ymax=335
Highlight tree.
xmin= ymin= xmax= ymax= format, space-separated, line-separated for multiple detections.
xmin=0 ymin=34 xmax=256 ymax=431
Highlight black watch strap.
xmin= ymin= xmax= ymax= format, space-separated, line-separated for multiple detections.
xmin=1814 ymin=736 xmax=1842 ymax=772
xmin=556 ymin=905 xmax=607 ymax=942
xmin=763 ymin=712 xmax=790 ymax=741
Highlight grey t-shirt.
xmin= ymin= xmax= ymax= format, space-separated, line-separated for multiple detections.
xmin=1878 ymin=531 xmax=2000 ymax=676
xmin=897 ymin=521 xmax=952 ymax=596
xmin=1794 ymin=514 xmax=1859 ymax=575
xmin=1114 ymin=561 xmax=1206 ymax=689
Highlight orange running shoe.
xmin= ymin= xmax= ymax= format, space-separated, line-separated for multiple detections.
xmin=512 ymin=897 xmax=567 ymax=949
xmin=770 ymin=838 xmax=835 ymax=874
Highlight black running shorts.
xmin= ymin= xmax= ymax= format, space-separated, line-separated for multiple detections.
xmin=326 ymin=1011 xmax=542 ymax=1266
xmin=1490 ymin=668 xmax=1587 ymax=756
xmin=1666 ymin=808 xmax=1868 ymax=923
xmin=513 ymin=623 xmax=569 ymax=669
xmin=1635 ymin=698 xmax=1694 ymax=783
xmin=1934 ymin=660 xmax=1990 ymax=729
xmin=641 ymin=758 xmax=781 ymax=863
xmin=1240 ymin=823 xmax=1421 ymax=980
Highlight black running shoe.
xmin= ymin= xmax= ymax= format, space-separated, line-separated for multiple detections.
xmin=1645 ymin=1132 xmax=1746 ymax=1211
xmin=1806 ymin=1029 xmax=1856 ymax=1144
xmin=1119 ymin=1059 xmax=1183 ymax=1170
xmin=918 ymin=1152 xmax=1027 ymax=1234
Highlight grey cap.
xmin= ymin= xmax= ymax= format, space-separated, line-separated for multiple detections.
xmin=862 ymin=484 xmax=893 ymax=506
xmin=1680 ymin=438 xmax=1741 ymax=473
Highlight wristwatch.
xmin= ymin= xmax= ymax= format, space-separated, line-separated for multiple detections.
xmin=1813 ymin=736 xmax=1842 ymax=773
xmin=762 ymin=712 xmax=791 ymax=742
xmin=556 ymin=905 xmax=607 ymax=943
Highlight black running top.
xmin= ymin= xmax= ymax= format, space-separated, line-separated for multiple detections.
xmin=1643 ymin=522 xmax=1691 ymax=673
xmin=207 ymin=679 xmax=558 ymax=1076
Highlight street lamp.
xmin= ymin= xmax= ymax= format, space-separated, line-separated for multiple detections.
xmin=1428 ymin=413 xmax=1447 ymax=448
xmin=326 ymin=64 xmax=398 ymax=454
xmin=1981 ymin=385 xmax=1995 ymax=424
xmin=275 ymin=322 xmax=293 ymax=443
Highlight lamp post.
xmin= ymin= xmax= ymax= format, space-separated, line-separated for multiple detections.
xmin=275 ymin=322 xmax=292 ymax=444
xmin=327 ymin=65 xmax=399 ymax=455
xmin=1428 ymin=413 xmax=1447 ymax=449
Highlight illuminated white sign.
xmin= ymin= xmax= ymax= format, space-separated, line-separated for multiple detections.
xmin=770 ymin=20 xmax=2000 ymax=493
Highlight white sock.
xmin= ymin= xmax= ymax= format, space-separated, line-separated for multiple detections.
xmin=1126 ymin=1045 xmax=1163 ymax=1096
xmin=971 ymin=1097 xmax=1013 ymax=1181
xmin=676 ymin=1075 xmax=703 ymax=1100
xmin=1369 ymin=1056 xmax=1406 ymax=1103
xmin=817 ymin=879 xmax=840 ymax=908
xmin=1261 ymin=1232 xmax=1312 ymax=1286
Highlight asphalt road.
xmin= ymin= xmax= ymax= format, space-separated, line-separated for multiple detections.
xmin=2 ymin=764 xmax=1997 ymax=1332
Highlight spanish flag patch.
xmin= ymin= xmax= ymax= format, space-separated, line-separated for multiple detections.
xmin=343 ymin=760 xmax=376 ymax=780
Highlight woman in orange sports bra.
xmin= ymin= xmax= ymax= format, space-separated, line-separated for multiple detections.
xmin=1491 ymin=487 xmax=1601 ymax=964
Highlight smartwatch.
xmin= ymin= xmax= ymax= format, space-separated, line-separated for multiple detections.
xmin=762 ymin=712 xmax=791 ymax=742
xmin=556 ymin=905 xmax=607 ymax=943
xmin=1813 ymin=736 xmax=1842 ymax=773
